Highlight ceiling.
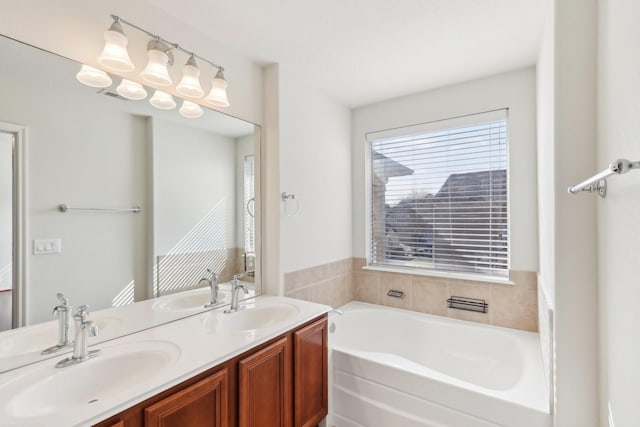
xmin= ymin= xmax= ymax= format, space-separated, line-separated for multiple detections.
xmin=145 ymin=0 xmax=547 ymax=108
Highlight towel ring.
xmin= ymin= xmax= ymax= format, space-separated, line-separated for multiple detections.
xmin=281 ymin=192 xmax=300 ymax=217
xmin=246 ymin=197 xmax=255 ymax=218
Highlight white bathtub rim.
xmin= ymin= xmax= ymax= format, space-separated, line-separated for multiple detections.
xmin=331 ymin=300 xmax=540 ymax=337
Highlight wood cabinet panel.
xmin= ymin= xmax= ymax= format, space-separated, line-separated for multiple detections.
xmin=293 ymin=317 xmax=328 ymax=427
xmin=92 ymin=314 xmax=328 ymax=427
xmin=238 ymin=336 xmax=292 ymax=427
xmin=144 ymin=368 xmax=228 ymax=427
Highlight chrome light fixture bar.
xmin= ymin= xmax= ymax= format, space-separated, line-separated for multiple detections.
xmin=78 ymin=14 xmax=230 ymax=116
xmin=107 ymin=15 xmax=229 ymax=107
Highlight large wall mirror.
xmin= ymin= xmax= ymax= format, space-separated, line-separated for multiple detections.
xmin=0 ymin=34 xmax=261 ymax=372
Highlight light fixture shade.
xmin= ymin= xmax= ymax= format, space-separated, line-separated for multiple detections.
xmin=116 ymin=79 xmax=148 ymax=100
xmin=97 ymin=20 xmax=135 ymax=72
xmin=179 ymin=100 xmax=204 ymax=118
xmin=140 ymin=47 xmax=172 ymax=86
xmin=149 ymin=90 xmax=176 ymax=110
xmin=76 ymin=65 xmax=113 ymax=88
xmin=176 ymin=56 xmax=204 ymax=98
xmin=205 ymin=69 xmax=230 ymax=107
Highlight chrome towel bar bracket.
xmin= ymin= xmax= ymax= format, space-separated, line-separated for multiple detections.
xmin=568 ymin=158 xmax=640 ymax=198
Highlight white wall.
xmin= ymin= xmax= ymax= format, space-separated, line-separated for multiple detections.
xmin=278 ymin=67 xmax=352 ymax=276
xmin=536 ymin=0 xmax=556 ymax=307
xmin=0 ymin=0 xmax=263 ymax=125
xmin=152 ymin=119 xmax=237 ymax=255
xmin=352 ymin=68 xmax=538 ymax=272
xmin=0 ymin=133 xmax=12 ymax=291
xmin=549 ymin=0 xmax=599 ymax=424
xmin=0 ymin=59 xmax=149 ymax=324
xmin=261 ymin=65 xmax=280 ymax=295
xmin=597 ymin=1 xmax=640 ymax=426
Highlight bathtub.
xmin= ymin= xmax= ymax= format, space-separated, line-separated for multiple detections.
xmin=329 ymin=302 xmax=551 ymax=427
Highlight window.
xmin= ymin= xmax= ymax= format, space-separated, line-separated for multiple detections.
xmin=368 ymin=110 xmax=508 ymax=277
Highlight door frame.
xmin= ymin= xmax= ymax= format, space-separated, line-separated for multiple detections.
xmin=1 ymin=122 xmax=27 ymax=328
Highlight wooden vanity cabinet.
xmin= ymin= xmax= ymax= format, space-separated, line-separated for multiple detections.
xmin=238 ymin=336 xmax=292 ymax=427
xmin=93 ymin=314 xmax=327 ymax=427
xmin=93 ymin=364 xmax=233 ymax=427
xmin=144 ymin=368 xmax=228 ymax=427
xmin=293 ymin=317 xmax=328 ymax=427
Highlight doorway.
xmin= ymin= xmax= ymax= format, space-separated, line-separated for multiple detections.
xmin=0 ymin=131 xmax=14 ymax=331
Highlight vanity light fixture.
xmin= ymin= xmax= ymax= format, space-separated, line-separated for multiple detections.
xmin=77 ymin=14 xmax=230 ymax=118
xmin=205 ymin=68 xmax=230 ymax=108
xmin=97 ymin=17 xmax=135 ymax=72
xmin=149 ymin=90 xmax=176 ymax=110
xmin=76 ymin=65 xmax=113 ymax=88
xmin=140 ymin=39 xmax=174 ymax=87
xmin=179 ymin=100 xmax=204 ymax=118
xmin=116 ymin=79 xmax=147 ymax=100
xmin=176 ymin=55 xmax=204 ymax=98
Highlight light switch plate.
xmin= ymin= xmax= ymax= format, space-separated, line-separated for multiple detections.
xmin=33 ymin=239 xmax=62 ymax=255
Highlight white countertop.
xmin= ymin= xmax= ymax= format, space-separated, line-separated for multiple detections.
xmin=0 ymin=295 xmax=330 ymax=427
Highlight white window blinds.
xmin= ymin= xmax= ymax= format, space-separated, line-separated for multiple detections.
xmin=368 ymin=110 xmax=508 ymax=277
xmin=244 ymin=155 xmax=255 ymax=253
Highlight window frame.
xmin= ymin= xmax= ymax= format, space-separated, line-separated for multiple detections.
xmin=364 ymin=109 xmax=511 ymax=280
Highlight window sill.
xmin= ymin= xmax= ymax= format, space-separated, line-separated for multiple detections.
xmin=361 ymin=265 xmax=515 ymax=286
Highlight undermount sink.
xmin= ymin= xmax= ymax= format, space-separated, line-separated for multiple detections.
xmin=203 ymin=301 xmax=300 ymax=333
xmin=152 ymin=288 xmax=230 ymax=313
xmin=0 ymin=340 xmax=180 ymax=421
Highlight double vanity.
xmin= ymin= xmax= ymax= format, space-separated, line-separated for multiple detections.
xmin=0 ymin=295 xmax=330 ymax=427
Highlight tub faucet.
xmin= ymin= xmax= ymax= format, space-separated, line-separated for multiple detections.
xmin=200 ymin=269 xmax=222 ymax=308
xmin=55 ymin=305 xmax=100 ymax=368
xmin=41 ymin=293 xmax=73 ymax=355
xmin=225 ymin=273 xmax=250 ymax=313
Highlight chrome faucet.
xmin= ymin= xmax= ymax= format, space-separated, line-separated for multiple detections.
xmin=55 ymin=305 xmax=100 ymax=368
xmin=41 ymin=293 xmax=73 ymax=355
xmin=225 ymin=273 xmax=250 ymax=313
xmin=200 ymin=269 xmax=222 ymax=308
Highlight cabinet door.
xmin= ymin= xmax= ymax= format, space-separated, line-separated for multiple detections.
xmin=294 ymin=317 xmax=328 ymax=427
xmin=238 ymin=336 xmax=292 ymax=427
xmin=144 ymin=368 xmax=228 ymax=427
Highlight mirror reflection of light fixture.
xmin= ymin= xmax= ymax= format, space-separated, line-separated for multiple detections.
xmin=116 ymin=79 xmax=148 ymax=100
xmin=149 ymin=90 xmax=176 ymax=110
xmin=205 ymin=68 xmax=230 ymax=108
xmin=140 ymin=39 xmax=173 ymax=87
xmin=176 ymin=55 xmax=204 ymax=98
xmin=179 ymin=100 xmax=204 ymax=118
xmin=76 ymin=65 xmax=113 ymax=88
xmin=97 ymin=17 xmax=135 ymax=72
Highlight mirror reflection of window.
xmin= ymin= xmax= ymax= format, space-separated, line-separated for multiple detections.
xmin=243 ymin=155 xmax=256 ymax=275
xmin=244 ymin=155 xmax=255 ymax=253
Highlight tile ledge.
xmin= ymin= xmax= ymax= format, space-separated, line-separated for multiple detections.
xmin=362 ymin=265 xmax=515 ymax=286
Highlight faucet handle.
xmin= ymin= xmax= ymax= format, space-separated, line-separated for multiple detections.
xmin=52 ymin=293 xmax=71 ymax=315
xmin=56 ymin=293 xmax=70 ymax=306
xmin=75 ymin=305 xmax=90 ymax=322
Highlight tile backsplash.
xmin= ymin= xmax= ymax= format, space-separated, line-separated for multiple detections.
xmin=284 ymin=258 xmax=353 ymax=308
xmin=285 ymin=257 xmax=539 ymax=333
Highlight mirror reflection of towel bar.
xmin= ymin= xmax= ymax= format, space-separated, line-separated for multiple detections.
xmin=57 ymin=204 xmax=142 ymax=214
